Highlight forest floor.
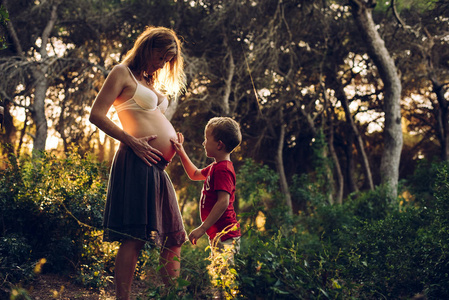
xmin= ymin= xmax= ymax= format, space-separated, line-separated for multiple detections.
xmin=23 ymin=273 xmax=150 ymax=300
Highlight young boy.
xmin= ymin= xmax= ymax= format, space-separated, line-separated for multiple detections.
xmin=171 ymin=117 xmax=242 ymax=253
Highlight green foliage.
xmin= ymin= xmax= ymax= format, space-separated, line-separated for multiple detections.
xmin=0 ymin=5 xmax=8 ymax=50
xmin=347 ymin=185 xmax=395 ymax=221
xmin=235 ymin=229 xmax=341 ymax=299
xmin=290 ymin=130 xmax=334 ymax=212
xmin=8 ymin=286 xmax=32 ymax=300
xmin=345 ymin=210 xmax=428 ymax=298
xmin=179 ymin=241 xmax=214 ymax=298
xmin=75 ymin=232 xmax=116 ymax=288
xmin=140 ymin=241 xmax=213 ymax=300
xmin=288 ymin=162 xmax=449 ymax=299
xmin=0 ymin=234 xmax=34 ymax=282
xmin=178 ymin=159 xmax=448 ymax=299
xmin=2 ymin=149 xmax=449 ymax=299
xmin=237 ymin=158 xmax=292 ymax=232
xmin=237 ymin=158 xmax=280 ymax=204
xmin=327 ymin=163 xmax=449 ymax=299
xmin=291 ymin=173 xmax=329 ymax=212
xmin=336 ymin=202 xmax=449 ymax=299
xmin=406 ymin=159 xmax=448 ymax=209
xmin=143 ymin=277 xmax=194 ymax=300
xmin=375 ymin=0 xmax=439 ymax=13
xmin=0 ymin=149 xmax=109 ymax=289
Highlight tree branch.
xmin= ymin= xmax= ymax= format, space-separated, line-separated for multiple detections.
xmin=391 ymin=0 xmax=407 ymax=28
xmin=0 ymin=90 xmax=33 ymax=111
xmin=2 ymin=0 xmax=23 ymax=56
xmin=40 ymin=3 xmax=58 ymax=59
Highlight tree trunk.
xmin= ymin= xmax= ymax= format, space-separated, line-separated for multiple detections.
xmin=31 ymin=72 xmax=49 ymax=152
xmin=5 ymin=2 xmax=58 ymax=153
xmin=321 ymin=70 xmax=343 ymax=204
xmin=32 ymin=3 xmax=58 ymax=153
xmin=328 ymin=67 xmax=373 ymax=192
xmin=16 ymin=112 xmax=28 ymax=155
xmin=327 ymin=109 xmax=344 ymax=204
xmin=336 ymin=83 xmax=374 ymax=190
xmin=422 ymin=28 xmax=449 ymax=161
xmin=1 ymin=101 xmax=16 ymax=154
xmin=343 ymin=131 xmax=359 ymax=193
xmin=221 ymin=26 xmax=234 ymax=116
xmin=429 ymin=72 xmax=449 ymax=161
xmin=350 ymin=0 xmax=403 ymax=200
xmin=275 ymin=121 xmax=293 ymax=214
xmin=58 ymin=87 xmax=68 ymax=153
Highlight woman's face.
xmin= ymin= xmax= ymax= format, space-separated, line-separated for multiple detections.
xmin=148 ymin=48 xmax=175 ymax=74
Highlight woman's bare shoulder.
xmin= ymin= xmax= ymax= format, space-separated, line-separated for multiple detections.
xmin=109 ymin=64 xmax=129 ymax=76
xmin=104 ymin=64 xmax=134 ymax=87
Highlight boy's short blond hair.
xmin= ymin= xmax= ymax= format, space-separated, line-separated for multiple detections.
xmin=206 ymin=117 xmax=242 ymax=153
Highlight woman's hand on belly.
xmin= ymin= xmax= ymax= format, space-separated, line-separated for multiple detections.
xmin=125 ymin=133 xmax=164 ymax=166
xmin=118 ymin=109 xmax=177 ymax=162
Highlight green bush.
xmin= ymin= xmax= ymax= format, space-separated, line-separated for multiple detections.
xmin=0 ymin=150 xmax=109 ymax=287
xmin=333 ymin=163 xmax=449 ymax=299
xmin=237 ymin=158 xmax=293 ymax=234
xmin=345 ymin=210 xmax=428 ymax=298
xmin=0 ymin=234 xmax=34 ymax=283
xmin=289 ymin=162 xmax=449 ymax=299
xmin=405 ymin=159 xmax=447 ymax=209
xmin=235 ymin=229 xmax=342 ymax=299
xmin=1 ymin=149 xmax=449 ymax=299
xmin=179 ymin=241 xmax=212 ymax=298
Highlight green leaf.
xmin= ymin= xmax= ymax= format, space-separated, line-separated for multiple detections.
xmin=177 ymin=278 xmax=190 ymax=287
xmin=319 ymin=288 xmax=330 ymax=298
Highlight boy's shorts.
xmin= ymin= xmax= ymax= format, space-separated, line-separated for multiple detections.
xmin=211 ymin=237 xmax=241 ymax=264
xmin=216 ymin=236 xmax=241 ymax=254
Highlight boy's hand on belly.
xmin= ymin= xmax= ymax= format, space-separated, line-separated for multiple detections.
xmin=170 ymin=132 xmax=185 ymax=155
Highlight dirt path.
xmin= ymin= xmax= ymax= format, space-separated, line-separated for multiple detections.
xmin=25 ymin=274 xmax=150 ymax=300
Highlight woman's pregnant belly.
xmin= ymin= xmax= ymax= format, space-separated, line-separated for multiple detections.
xmin=117 ymin=109 xmax=177 ymax=162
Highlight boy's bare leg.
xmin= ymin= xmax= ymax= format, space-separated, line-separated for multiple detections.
xmin=115 ymin=239 xmax=145 ymax=300
xmin=159 ymin=245 xmax=182 ymax=285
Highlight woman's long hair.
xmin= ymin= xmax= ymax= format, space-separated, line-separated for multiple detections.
xmin=122 ymin=26 xmax=185 ymax=96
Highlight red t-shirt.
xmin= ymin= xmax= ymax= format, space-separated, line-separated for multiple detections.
xmin=200 ymin=160 xmax=241 ymax=241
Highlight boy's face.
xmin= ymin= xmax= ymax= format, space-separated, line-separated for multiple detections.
xmin=203 ymin=127 xmax=219 ymax=158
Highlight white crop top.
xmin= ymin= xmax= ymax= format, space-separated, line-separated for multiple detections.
xmin=114 ymin=67 xmax=169 ymax=114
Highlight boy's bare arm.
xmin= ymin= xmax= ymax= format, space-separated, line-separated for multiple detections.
xmin=171 ymin=132 xmax=205 ymax=180
xmin=189 ymin=191 xmax=230 ymax=245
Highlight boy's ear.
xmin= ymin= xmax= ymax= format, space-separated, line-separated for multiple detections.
xmin=217 ymin=140 xmax=225 ymax=150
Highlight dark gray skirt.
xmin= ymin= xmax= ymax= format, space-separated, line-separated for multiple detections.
xmin=103 ymin=144 xmax=187 ymax=248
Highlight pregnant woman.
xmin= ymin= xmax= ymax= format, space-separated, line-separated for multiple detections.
xmin=89 ymin=26 xmax=187 ymax=300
